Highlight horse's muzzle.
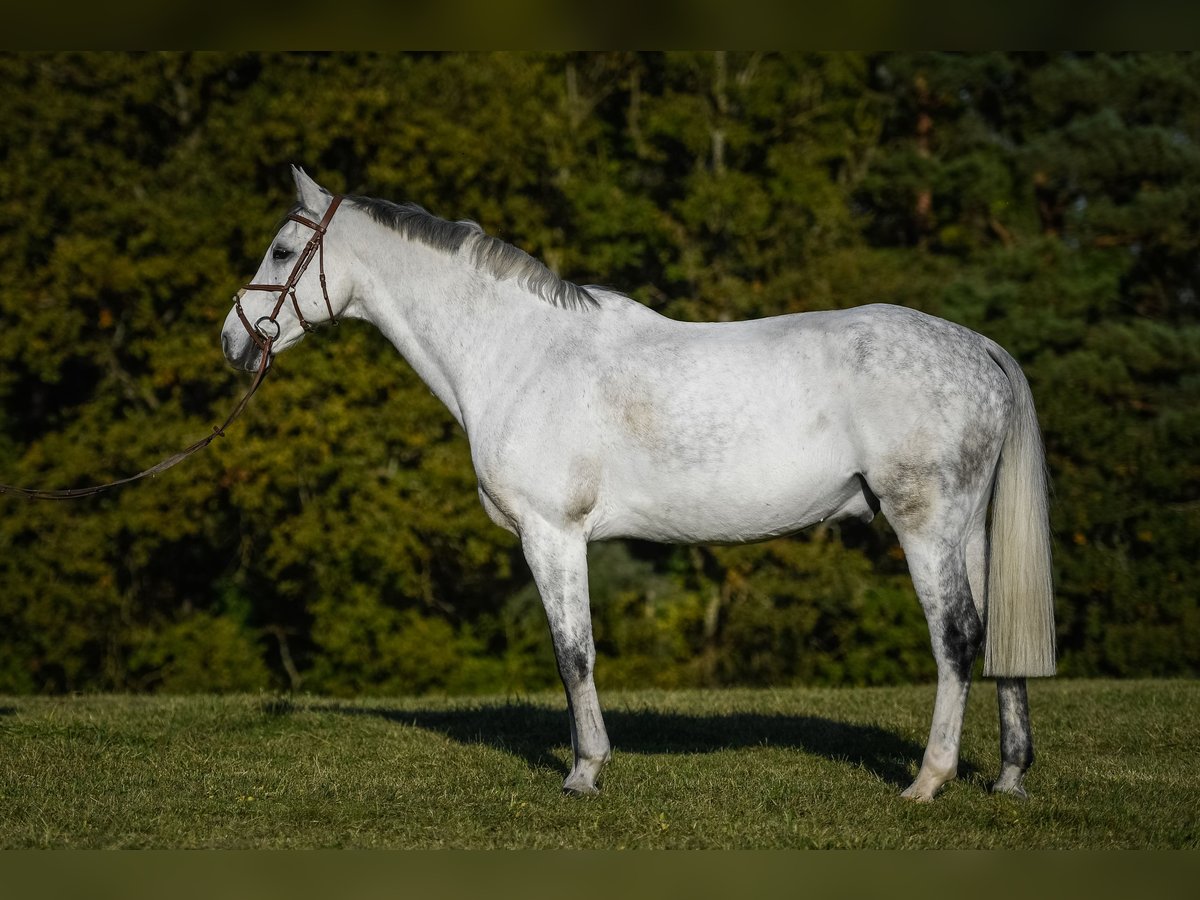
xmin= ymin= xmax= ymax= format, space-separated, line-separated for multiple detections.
xmin=222 ymin=329 xmax=265 ymax=373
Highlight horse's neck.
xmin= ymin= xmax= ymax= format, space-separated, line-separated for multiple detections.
xmin=350 ymin=237 xmax=542 ymax=430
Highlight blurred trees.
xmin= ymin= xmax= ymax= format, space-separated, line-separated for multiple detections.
xmin=1 ymin=52 xmax=1197 ymax=694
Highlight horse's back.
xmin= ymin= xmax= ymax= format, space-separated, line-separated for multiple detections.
xmin=593 ymin=301 xmax=1007 ymax=455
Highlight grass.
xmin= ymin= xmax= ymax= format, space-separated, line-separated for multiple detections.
xmin=0 ymin=679 xmax=1195 ymax=848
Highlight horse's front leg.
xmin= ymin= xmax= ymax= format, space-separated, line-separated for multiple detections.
xmin=520 ymin=518 xmax=610 ymax=795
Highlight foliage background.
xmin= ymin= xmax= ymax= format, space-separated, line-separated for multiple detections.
xmin=1 ymin=52 xmax=1197 ymax=695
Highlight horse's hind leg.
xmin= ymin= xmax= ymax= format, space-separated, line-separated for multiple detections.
xmin=994 ymin=678 xmax=1033 ymax=797
xmin=892 ymin=525 xmax=984 ymax=802
xmin=520 ymin=518 xmax=611 ymax=795
xmin=965 ymin=504 xmax=1035 ymax=798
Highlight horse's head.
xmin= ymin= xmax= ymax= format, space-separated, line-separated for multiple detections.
xmin=221 ymin=166 xmax=351 ymax=372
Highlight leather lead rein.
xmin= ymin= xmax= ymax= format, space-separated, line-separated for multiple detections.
xmin=0 ymin=196 xmax=343 ymax=500
xmin=0 ymin=346 xmax=272 ymax=500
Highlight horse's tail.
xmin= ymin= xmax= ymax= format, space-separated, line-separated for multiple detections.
xmin=982 ymin=341 xmax=1056 ymax=677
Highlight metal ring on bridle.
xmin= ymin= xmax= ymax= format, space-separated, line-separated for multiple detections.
xmin=255 ymin=317 xmax=281 ymax=341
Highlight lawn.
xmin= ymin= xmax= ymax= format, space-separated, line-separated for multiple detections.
xmin=0 ymin=679 xmax=1195 ymax=848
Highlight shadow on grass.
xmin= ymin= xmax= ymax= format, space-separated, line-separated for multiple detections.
xmin=311 ymin=700 xmax=972 ymax=788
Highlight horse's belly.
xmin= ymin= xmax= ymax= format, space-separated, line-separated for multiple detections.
xmin=591 ymin=455 xmax=872 ymax=543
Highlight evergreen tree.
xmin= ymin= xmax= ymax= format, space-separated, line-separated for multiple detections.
xmin=1 ymin=52 xmax=1196 ymax=693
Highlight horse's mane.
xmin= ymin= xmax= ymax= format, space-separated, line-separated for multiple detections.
xmin=347 ymin=194 xmax=598 ymax=312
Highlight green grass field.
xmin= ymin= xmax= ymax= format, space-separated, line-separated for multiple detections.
xmin=0 ymin=679 xmax=1195 ymax=848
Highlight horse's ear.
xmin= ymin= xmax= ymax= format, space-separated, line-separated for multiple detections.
xmin=291 ymin=165 xmax=332 ymax=214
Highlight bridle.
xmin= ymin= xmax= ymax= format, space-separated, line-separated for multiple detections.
xmin=0 ymin=195 xmax=345 ymax=500
xmin=234 ymin=194 xmax=344 ymax=352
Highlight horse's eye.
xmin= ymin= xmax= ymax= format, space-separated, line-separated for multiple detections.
xmin=272 ymin=246 xmax=292 ymax=261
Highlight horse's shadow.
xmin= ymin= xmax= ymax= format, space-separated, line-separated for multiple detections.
xmin=307 ymin=699 xmax=978 ymax=788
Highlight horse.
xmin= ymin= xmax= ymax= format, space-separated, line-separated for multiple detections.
xmin=222 ymin=167 xmax=1056 ymax=801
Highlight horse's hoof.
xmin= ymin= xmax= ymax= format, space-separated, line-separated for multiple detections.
xmin=562 ymin=773 xmax=600 ymax=796
xmin=991 ymin=780 xmax=1029 ymax=800
xmin=901 ymin=769 xmax=953 ymax=802
xmin=900 ymin=784 xmax=936 ymax=803
xmin=992 ymin=765 xmax=1029 ymax=799
xmin=562 ymin=781 xmax=600 ymax=797
xmin=562 ymin=755 xmax=607 ymax=796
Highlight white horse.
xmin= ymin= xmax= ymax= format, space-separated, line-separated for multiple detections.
xmin=223 ymin=167 xmax=1055 ymax=801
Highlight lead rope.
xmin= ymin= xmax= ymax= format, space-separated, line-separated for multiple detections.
xmin=2 ymin=195 xmax=342 ymax=501
xmin=0 ymin=334 xmax=274 ymax=500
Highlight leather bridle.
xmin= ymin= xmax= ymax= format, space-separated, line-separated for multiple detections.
xmin=234 ymin=195 xmax=343 ymax=352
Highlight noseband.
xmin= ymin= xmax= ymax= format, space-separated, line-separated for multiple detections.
xmin=234 ymin=195 xmax=343 ymax=353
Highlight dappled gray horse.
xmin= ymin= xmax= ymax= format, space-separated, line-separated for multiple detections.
xmin=223 ymin=168 xmax=1055 ymax=801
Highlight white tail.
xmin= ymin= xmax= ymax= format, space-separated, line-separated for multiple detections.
xmin=983 ymin=343 xmax=1056 ymax=677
